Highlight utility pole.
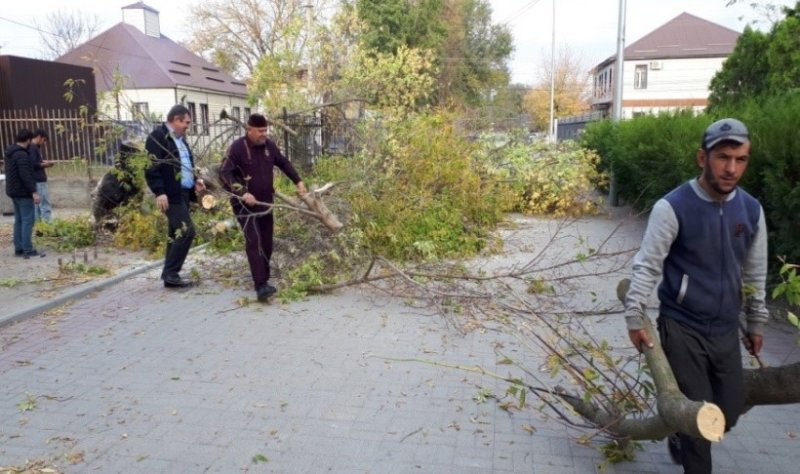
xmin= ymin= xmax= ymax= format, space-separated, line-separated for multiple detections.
xmin=608 ymin=0 xmax=627 ymax=206
xmin=304 ymin=3 xmax=314 ymax=96
xmin=612 ymin=0 xmax=626 ymax=122
xmin=548 ymin=0 xmax=556 ymax=143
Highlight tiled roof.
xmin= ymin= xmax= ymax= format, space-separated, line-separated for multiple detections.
xmin=57 ymin=23 xmax=247 ymax=97
xmin=626 ymin=12 xmax=739 ymax=59
xmin=596 ymin=12 xmax=740 ymax=68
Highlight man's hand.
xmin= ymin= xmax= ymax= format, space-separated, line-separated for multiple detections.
xmin=296 ymin=181 xmax=308 ymax=196
xmin=43 ymin=160 xmax=56 ymax=168
xmin=155 ymin=194 xmax=169 ymax=212
xmin=195 ymin=178 xmax=206 ymax=193
xmin=242 ymin=192 xmax=257 ymax=206
xmin=628 ymin=329 xmax=654 ymax=353
xmin=32 ymin=192 xmax=41 ymax=205
xmin=744 ymin=333 xmax=763 ymax=356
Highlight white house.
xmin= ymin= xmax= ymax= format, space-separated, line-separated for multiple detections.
xmin=591 ymin=12 xmax=739 ymax=119
xmin=57 ymin=2 xmax=250 ymax=145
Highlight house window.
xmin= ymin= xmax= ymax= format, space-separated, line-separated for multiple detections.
xmin=187 ymin=102 xmax=197 ymax=134
xmin=132 ymin=102 xmax=149 ymax=119
xmin=200 ymin=103 xmax=210 ymax=135
xmin=232 ymin=106 xmax=241 ymax=121
xmin=244 ymin=107 xmax=252 ymax=118
xmin=634 ymin=65 xmax=648 ymax=89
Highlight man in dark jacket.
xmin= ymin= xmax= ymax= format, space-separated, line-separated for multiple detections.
xmin=625 ymin=118 xmax=768 ymax=473
xmin=144 ymin=105 xmax=205 ymax=288
xmin=219 ymin=113 xmax=306 ymax=301
xmin=31 ymin=129 xmax=54 ymax=222
xmin=4 ymin=129 xmax=44 ymax=258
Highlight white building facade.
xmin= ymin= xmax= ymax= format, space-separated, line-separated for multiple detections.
xmin=592 ymin=13 xmax=739 ymax=119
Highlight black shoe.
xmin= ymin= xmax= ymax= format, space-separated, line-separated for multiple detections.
xmin=667 ymin=434 xmax=681 ymax=465
xmin=14 ymin=250 xmax=24 ymax=257
xmin=163 ymin=275 xmax=193 ymax=288
xmin=256 ymin=284 xmax=277 ymax=301
xmin=23 ymin=250 xmax=45 ymax=259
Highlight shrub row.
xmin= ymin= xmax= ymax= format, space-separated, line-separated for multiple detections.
xmin=580 ymin=93 xmax=800 ymax=265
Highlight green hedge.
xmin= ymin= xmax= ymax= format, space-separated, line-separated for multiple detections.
xmin=581 ymin=94 xmax=800 ymax=264
xmin=581 ymin=111 xmax=706 ymax=210
xmin=726 ymin=94 xmax=800 ymax=264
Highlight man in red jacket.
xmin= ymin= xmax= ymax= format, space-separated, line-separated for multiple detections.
xmin=220 ymin=113 xmax=307 ymax=301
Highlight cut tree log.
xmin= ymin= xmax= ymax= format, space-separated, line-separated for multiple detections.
xmin=555 ymin=280 xmax=725 ymax=441
xmin=559 ymin=279 xmax=800 ymax=441
xmin=744 ymin=362 xmax=800 ymax=406
xmin=275 ymin=183 xmax=343 ymax=232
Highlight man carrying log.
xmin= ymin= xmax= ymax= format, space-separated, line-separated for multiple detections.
xmin=219 ymin=113 xmax=307 ymax=302
xmin=624 ymin=118 xmax=769 ymax=473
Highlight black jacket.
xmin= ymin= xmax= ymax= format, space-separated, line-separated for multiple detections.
xmin=4 ymin=144 xmax=37 ymax=198
xmin=30 ymin=144 xmax=47 ymax=183
xmin=144 ymin=124 xmax=197 ymax=204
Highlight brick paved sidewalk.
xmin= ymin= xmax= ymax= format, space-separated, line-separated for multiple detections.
xmin=1 ymin=267 xmax=798 ymax=473
xmin=1 ymin=209 xmax=799 ymax=473
xmin=0 ymin=211 xmax=151 ymax=320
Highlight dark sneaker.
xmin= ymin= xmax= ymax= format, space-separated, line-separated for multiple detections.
xmin=667 ymin=434 xmax=681 ymax=465
xmin=14 ymin=250 xmax=24 ymax=257
xmin=23 ymin=250 xmax=46 ymax=259
xmin=256 ymin=284 xmax=277 ymax=302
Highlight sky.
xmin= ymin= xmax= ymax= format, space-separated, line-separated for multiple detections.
xmin=0 ymin=0 xmax=793 ymax=85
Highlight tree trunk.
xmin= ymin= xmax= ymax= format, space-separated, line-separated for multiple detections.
xmin=557 ymin=279 xmax=800 ymax=441
xmin=275 ymin=184 xmax=343 ymax=232
xmin=744 ymin=362 xmax=800 ymax=406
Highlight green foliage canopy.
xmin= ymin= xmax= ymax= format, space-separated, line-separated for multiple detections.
xmin=709 ymin=2 xmax=800 ymax=109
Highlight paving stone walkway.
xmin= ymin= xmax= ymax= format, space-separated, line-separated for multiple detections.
xmin=1 ymin=211 xmax=799 ymax=473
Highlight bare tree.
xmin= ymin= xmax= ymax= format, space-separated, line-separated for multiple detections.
xmin=36 ymin=10 xmax=100 ymax=59
xmin=185 ymin=0 xmax=332 ymax=78
xmin=523 ymin=45 xmax=592 ymax=132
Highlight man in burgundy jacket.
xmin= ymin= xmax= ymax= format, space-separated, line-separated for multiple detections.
xmin=219 ymin=113 xmax=307 ymax=301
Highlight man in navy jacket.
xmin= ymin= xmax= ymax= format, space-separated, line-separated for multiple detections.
xmin=4 ymin=128 xmax=44 ymax=258
xmin=625 ymin=118 xmax=768 ymax=473
xmin=145 ymin=105 xmax=205 ymax=288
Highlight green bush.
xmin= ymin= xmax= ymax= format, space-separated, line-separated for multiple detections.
xmin=580 ymin=95 xmax=800 ymax=267
xmin=481 ymin=140 xmax=606 ymax=216
xmin=579 ymin=119 xmax=617 ymax=189
xmin=310 ymin=111 xmax=506 ymax=261
xmin=719 ymin=93 xmax=800 ymax=263
xmin=581 ymin=111 xmax=707 ymax=210
xmin=35 ymin=216 xmax=96 ymax=251
xmin=112 ymin=203 xmax=166 ymax=254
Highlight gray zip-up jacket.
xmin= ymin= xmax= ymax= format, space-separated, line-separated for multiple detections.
xmin=625 ymin=179 xmax=769 ymax=336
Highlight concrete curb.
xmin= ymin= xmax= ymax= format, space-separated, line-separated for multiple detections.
xmin=0 ymin=243 xmax=210 ymax=329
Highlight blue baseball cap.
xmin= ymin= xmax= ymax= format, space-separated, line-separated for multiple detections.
xmin=702 ymin=118 xmax=750 ymax=150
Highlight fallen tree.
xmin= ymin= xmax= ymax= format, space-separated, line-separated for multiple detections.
xmin=326 ymin=215 xmax=800 ymax=453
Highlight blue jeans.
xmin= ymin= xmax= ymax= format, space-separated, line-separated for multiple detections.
xmin=35 ymin=182 xmax=52 ymax=222
xmin=12 ymin=197 xmax=35 ymax=254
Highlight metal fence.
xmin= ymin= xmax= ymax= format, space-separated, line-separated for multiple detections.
xmin=2 ymin=105 xmax=362 ymax=176
xmin=556 ymin=111 xmax=606 ymax=142
xmin=280 ymin=107 xmax=360 ymax=171
xmin=0 ymin=107 xmax=103 ymax=166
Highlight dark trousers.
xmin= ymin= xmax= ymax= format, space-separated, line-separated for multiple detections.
xmin=658 ymin=317 xmax=745 ymax=474
xmin=161 ymin=190 xmax=196 ymax=279
xmin=234 ymin=206 xmax=274 ymax=289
